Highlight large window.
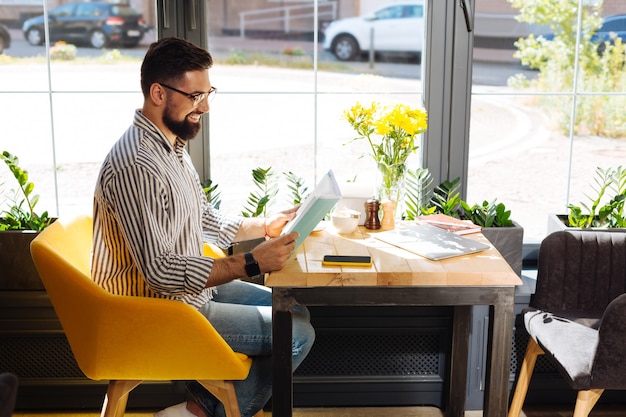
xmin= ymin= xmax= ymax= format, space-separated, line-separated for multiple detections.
xmin=2 ymin=0 xmax=622 ymax=243
xmin=469 ymin=0 xmax=626 ymax=241
xmin=0 ymin=0 xmax=152 ymax=217
xmin=199 ymin=0 xmax=471 ymax=223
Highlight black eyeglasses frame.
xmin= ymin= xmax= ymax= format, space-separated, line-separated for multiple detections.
xmin=160 ymin=83 xmax=217 ymax=106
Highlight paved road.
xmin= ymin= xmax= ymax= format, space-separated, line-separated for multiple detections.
xmin=3 ymin=27 xmax=535 ymax=86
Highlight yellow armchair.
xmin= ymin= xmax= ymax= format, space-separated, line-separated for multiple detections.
xmin=30 ymin=215 xmax=253 ymax=417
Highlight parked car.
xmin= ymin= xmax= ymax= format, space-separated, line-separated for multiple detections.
xmin=0 ymin=23 xmax=10 ymax=54
xmin=541 ymin=14 xmax=626 ymax=54
xmin=22 ymin=1 xmax=147 ymax=49
xmin=323 ymin=1 xmax=424 ymax=61
xmin=593 ymin=14 xmax=626 ymax=53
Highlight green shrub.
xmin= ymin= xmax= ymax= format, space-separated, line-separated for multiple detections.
xmin=50 ymin=41 xmax=77 ymax=61
xmin=507 ymin=0 xmax=626 ymax=137
xmin=567 ymin=166 xmax=626 ymax=228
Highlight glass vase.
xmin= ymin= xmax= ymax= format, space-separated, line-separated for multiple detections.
xmin=377 ymin=163 xmax=406 ymax=225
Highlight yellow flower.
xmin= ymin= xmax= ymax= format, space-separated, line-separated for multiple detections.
xmin=343 ymin=101 xmax=428 ymax=199
xmin=374 ymin=118 xmax=391 ymax=136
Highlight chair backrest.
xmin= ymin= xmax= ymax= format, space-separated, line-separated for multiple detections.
xmin=30 ymin=215 xmax=103 ymax=371
xmin=533 ymin=230 xmax=626 ymax=317
xmin=31 ymin=215 xmax=252 ymax=381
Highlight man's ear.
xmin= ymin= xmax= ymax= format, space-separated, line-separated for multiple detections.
xmin=149 ymin=83 xmax=166 ymax=105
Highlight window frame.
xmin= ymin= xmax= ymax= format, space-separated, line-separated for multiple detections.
xmin=160 ymin=0 xmax=475 ymax=197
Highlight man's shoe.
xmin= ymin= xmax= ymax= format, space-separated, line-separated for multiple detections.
xmin=154 ymin=402 xmax=197 ymax=417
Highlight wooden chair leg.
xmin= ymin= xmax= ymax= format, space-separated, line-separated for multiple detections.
xmin=573 ymin=389 xmax=604 ymax=417
xmin=508 ymin=338 xmax=544 ymax=417
xmin=100 ymin=380 xmax=142 ymax=417
xmin=197 ymin=380 xmax=241 ymax=417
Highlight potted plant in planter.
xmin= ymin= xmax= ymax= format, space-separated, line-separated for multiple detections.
xmin=0 ymin=151 xmax=53 ymax=290
xmin=547 ymin=166 xmax=626 ymax=234
xmin=405 ymin=172 xmax=524 ymax=277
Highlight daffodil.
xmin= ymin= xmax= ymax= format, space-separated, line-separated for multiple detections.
xmin=344 ymin=101 xmax=428 ymax=203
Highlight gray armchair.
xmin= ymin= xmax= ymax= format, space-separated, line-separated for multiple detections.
xmin=508 ymin=230 xmax=626 ymax=417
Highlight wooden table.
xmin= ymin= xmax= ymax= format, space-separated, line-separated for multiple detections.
xmin=266 ymin=223 xmax=522 ymax=417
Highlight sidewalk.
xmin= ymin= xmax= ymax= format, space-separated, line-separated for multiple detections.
xmin=8 ymin=25 xmax=520 ymax=62
xmin=206 ymin=34 xmax=521 ymax=65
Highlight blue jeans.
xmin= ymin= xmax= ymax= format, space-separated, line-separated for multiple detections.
xmin=186 ymin=280 xmax=315 ymax=417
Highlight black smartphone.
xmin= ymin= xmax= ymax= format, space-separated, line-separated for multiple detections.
xmin=322 ymin=255 xmax=372 ymax=267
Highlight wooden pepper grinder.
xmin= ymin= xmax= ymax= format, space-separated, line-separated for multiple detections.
xmin=364 ymin=198 xmax=381 ymax=230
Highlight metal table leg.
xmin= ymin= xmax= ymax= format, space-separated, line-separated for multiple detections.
xmin=272 ymin=290 xmax=294 ymax=417
xmin=447 ymin=305 xmax=471 ymax=417
xmin=483 ymin=288 xmax=515 ymax=417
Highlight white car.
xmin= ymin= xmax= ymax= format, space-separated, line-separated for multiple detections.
xmin=323 ymin=1 xmax=424 ymax=61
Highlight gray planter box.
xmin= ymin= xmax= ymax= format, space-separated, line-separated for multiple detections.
xmin=547 ymin=213 xmax=626 ymax=235
xmin=481 ymin=221 xmax=524 ymax=277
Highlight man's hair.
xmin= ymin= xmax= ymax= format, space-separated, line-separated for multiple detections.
xmin=140 ymin=37 xmax=213 ymax=98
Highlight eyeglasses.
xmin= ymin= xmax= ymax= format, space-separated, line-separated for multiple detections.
xmin=160 ymin=83 xmax=217 ymax=107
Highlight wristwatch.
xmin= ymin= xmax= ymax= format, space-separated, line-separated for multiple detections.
xmin=244 ymin=252 xmax=261 ymax=277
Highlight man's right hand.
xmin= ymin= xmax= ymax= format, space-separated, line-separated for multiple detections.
xmin=251 ymin=232 xmax=299 ymax=273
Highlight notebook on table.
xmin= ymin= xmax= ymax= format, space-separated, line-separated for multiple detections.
xmin=372 ymin=223 xmax=491 ymax=261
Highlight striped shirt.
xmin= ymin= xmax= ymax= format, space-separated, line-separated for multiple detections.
xmin=91 ymin=110 xmax=242 ymax=309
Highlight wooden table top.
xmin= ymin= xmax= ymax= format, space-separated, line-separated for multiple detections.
xmin=266 ymin=222 xmax=523 ymax=288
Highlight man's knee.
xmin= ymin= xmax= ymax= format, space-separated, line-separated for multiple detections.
xmin=292 ymin=314 xmax=316 ymax=358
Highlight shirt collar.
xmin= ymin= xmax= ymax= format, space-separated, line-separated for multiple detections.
xmin=133 ymin=109 xmax=183 ymax=153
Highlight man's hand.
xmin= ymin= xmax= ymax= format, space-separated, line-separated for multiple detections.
xmin=264 ymin=206 xmax=299 ymax=238
xmin=252 ymin=232 xmax=298 ymax=273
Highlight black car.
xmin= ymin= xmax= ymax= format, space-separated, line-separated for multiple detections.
xmin=22 ymin=1 xmax=147 ymax=49
xmin=0 ymin=23 xmax=10 ymax=54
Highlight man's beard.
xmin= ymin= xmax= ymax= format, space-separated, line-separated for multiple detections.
xmin=163 ymin=105 xmax=202 ymax=140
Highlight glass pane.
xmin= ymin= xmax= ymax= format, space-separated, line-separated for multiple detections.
xmin=470 ymin=0 xmax=626 ymax=242
xmin=207 ymin=91 xmax=316 ymax=213
xmin=206 ymin=1 xmax=425 ymax=214
xmin=1 ymin=0 xmax=48 ymax=90
xmin=322 ymin=2 xmax=424 ymax=65
xmin=0 ymin=0 xmax=155 ymax=217
xmin=468 ymin=92 xmax=570 ymax=240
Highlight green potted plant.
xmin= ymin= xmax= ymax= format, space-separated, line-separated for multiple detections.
xmin=547 ymin=166 xmax=626 ymax=234
xmin=404 ymin=171 xmax=524 ymax=276
xmin=0 ymin=150 xmax=53 ymax=290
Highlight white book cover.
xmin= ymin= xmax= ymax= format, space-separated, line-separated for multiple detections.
xmin=282 ymin=170 xmax=341 ymax=249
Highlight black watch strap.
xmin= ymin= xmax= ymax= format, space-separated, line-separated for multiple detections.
xmin=244 ymin=251 xmax=261 ymax=277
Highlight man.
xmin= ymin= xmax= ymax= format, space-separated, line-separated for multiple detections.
xmin=91 ymin=37 xmax=315 ymax=417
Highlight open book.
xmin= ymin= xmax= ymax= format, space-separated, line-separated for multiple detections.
xmin=282 ymin=170 xmax=342 ymax=249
